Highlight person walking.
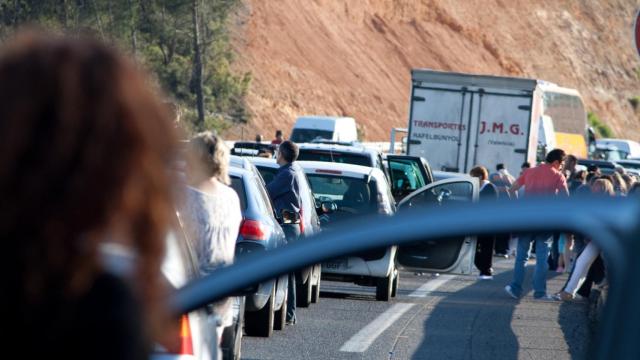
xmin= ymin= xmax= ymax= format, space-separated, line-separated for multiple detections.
xmin=266 ymin=140 xmax=302 ymax=325
xmin=182 ymin=131 xmax=242 ymax=349
xmin=470 ymin=166 xmax=499 ymax=279
xmin=2 ymin=32 xmax=178 ymax=359
xmin=556 ymin=178 xmax=613 ymax=300
xmin=489 ymin=163 xmax=515 ymax=257
xmin=505 ymin=149 xmax=569 ymax=300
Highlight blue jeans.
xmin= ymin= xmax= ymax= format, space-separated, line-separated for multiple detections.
xmin=509 ymin=233 xmax=552 ymax=298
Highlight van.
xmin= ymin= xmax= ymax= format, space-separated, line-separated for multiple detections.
xmin=595 ymin=138 xmax=640 ymax=159
xmin=290 ymin=116 xmax=358 ymax=143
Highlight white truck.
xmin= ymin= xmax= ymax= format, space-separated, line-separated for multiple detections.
xmin=405 ymin=69 xmax=588 ymax=174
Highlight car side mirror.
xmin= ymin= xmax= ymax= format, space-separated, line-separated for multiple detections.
xmin=321 ymin=201 xmax=337 ymax=214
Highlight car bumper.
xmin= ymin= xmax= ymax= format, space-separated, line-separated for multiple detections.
xmin=322 ymin=246 xmax=396 ymax=278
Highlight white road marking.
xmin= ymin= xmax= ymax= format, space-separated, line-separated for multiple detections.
xmin=340 ymin=274 xmax=455 ymax=353
xmin=339 ymin=303 xmax=416 ymax=353
xmin=408 ymin=274 xmax=455 ymax=297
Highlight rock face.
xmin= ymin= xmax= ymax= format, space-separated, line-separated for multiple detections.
xmin=227 ymin=0 xmax=640 ymax=141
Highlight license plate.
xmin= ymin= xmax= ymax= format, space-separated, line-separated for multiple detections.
xmin=324 ymin=258 xmax=348 ymax=270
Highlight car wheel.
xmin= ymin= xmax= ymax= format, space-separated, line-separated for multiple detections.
xmin=391 ymin=269 xmax=399 ymax=298
xmin=376 ymin=272 xmax=393 ymax=301
xmin=221 ymin=297 xmax=244 ymax=360
xmin=296 ymin=275 xmax=312 ymax=308
xmin=245 ymin=287 xmax=274 ymax=337
xmin=273 ymin=288 xmax=287 ymax=330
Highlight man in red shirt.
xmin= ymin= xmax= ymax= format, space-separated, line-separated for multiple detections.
xmin=271 ymin=130 xmax=284 ymax=145
xmin=505 ymin=149 xmax=569 ymax=300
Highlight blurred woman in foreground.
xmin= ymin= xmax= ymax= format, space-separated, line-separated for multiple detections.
xmin=0 ymin=32 xmax=177 ymax=358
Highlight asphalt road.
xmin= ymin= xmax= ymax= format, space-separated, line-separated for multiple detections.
xmin=241 ymin=258 xmax=591 ymax=360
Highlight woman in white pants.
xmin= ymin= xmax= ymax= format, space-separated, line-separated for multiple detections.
xmin=557 ymin=178 xmax=613 ymax=300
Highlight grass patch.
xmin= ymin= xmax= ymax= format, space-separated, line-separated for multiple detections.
xmin=588 ymin=111 xmax=615 ymax=138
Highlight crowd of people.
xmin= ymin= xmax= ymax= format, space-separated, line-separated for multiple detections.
xmin=468 ymin=150 xmax=639 ymax=301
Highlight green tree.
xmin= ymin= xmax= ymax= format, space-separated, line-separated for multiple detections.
xmin=0 ymin=0 xmax=251 ymax=134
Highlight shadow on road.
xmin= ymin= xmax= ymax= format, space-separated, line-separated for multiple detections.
xmin=411 ymin=269 xmax=520 ymax=359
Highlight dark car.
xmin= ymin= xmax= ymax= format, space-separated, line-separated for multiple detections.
xmin=248 ymin=156 xmax=322 ymax=307
xmin=577 ymin=158 xmax=617 ymax=175
xmin=230 ymin=141 xmax=277 ymax=158
xmin=229 ymin=167 xmax=288 ymax=338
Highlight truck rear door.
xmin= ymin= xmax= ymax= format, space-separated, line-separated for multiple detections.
xmin=464 ymin=91 xmax=533 ymax=175
xmin=407 ymin=86 xmax=471 ymax=173
xmin=407 ymin=70 xmax=536 ymax=175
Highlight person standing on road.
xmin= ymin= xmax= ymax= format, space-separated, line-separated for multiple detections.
xmin=470 ymin=166 xmax=499 ymax=279
xmin=266 ymin=140 xmax=302 ymax=325
xmin=505 ymin=149 xmax=569 ymax=300
xmin=489 ymin=163 xmax=515 ymax=257
xmin=182 ymin=131 xmax=242 ymax=350
xmin=1 ymin=32 xmax=179 ymax=359
xmin=271 ymin=129 xmax=284 ymax=145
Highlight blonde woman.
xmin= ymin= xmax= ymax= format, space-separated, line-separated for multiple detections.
xmin=181 ymin=131 xmax=242 ymax=348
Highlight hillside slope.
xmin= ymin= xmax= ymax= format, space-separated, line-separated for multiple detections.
xmin=227 ymin=0 xmax=640 ymax=141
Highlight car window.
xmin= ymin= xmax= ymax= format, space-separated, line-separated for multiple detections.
xmin=230 ymin=176 xmax=248 ymax=210
xmin=405 ymin=181 xmax=473 ymax=208
xmin=254 ymin=175 xmax=275 ymax=216
xmin=256 ymin=166 xmax=278 ymax=185
xmin=291 ymin=129 xmax=333 ymax=143
xmin=306 ymin=174 xmax=377 ymax=215
xmin=298 ymin=149 xmax=372 ymax=167
xmin=390 ymin=160 xmax=426 ymax=192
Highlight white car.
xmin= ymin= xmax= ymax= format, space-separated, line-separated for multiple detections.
xmin=296 ymin=143 xmax=390 ymax=181
xmin=297 ymin=161 xmax=398 ymax=301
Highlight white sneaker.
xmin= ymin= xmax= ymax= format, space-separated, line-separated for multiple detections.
xmin=534 ymin=294 xmax=561 ymax=302
xmin=478 ymin=275 xmax=494 ymax=280
xmin=504 ymin=285 xmax=519 ymax=299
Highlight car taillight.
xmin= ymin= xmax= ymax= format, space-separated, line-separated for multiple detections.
xmin=240 ymin=219 xmax=269 ymax=240
xmin=158 ymin=314 xmax=194 ymax=355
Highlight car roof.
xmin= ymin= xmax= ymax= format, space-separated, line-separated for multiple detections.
xmin=230 ymin=154 xmax=253 ymax=168
xmin=616 ymin=159 xmax=640 ymax=165
xmin=433 ymin=170 xmax=472 ymax=180
xmin=577 ymin=158 xmax=616 ymax=168
xmin=228 ymin=166 xmax=254 ymax=178
xmin=297 ymin=142 xmax=378 ymax=155
xmin=298 ymin=160 xmax=385 ymax=179
xmin=248 ymin=156 xmax=278 ymax=167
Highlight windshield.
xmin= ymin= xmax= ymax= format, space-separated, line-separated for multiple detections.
xmin=306 ymin=174 xmax=377 ymax=222
xmin=298 ymin=149 xmax=372 ymax=167
xmin=291 ymin=128 xmax=333 ymax=143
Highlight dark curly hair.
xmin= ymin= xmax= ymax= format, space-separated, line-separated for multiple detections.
xmin=0 ymin=31 xmax=177 ymax=346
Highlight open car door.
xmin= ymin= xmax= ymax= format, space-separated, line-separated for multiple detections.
xmin=395 ymin=177 xmax=479 ymax=274
xmin=386 ymin=155 xmax=434 ymax=203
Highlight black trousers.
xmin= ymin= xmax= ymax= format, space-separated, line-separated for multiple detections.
xmin=494 ymin=233 xmax=510 ymax=254
xmin=576 ymin=255 xmax=606 ymax=298
xmin=282 ymin=223 xmax=300 ymax=323
xmin=475 ymin=235 xmax=495 ymax=276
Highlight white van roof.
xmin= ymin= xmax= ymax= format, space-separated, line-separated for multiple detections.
xmin=294 ymin=116 xmax=355 ymax=130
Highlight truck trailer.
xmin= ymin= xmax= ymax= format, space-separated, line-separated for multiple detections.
xmin=405 ymin=69 xmax=588 ymax=174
